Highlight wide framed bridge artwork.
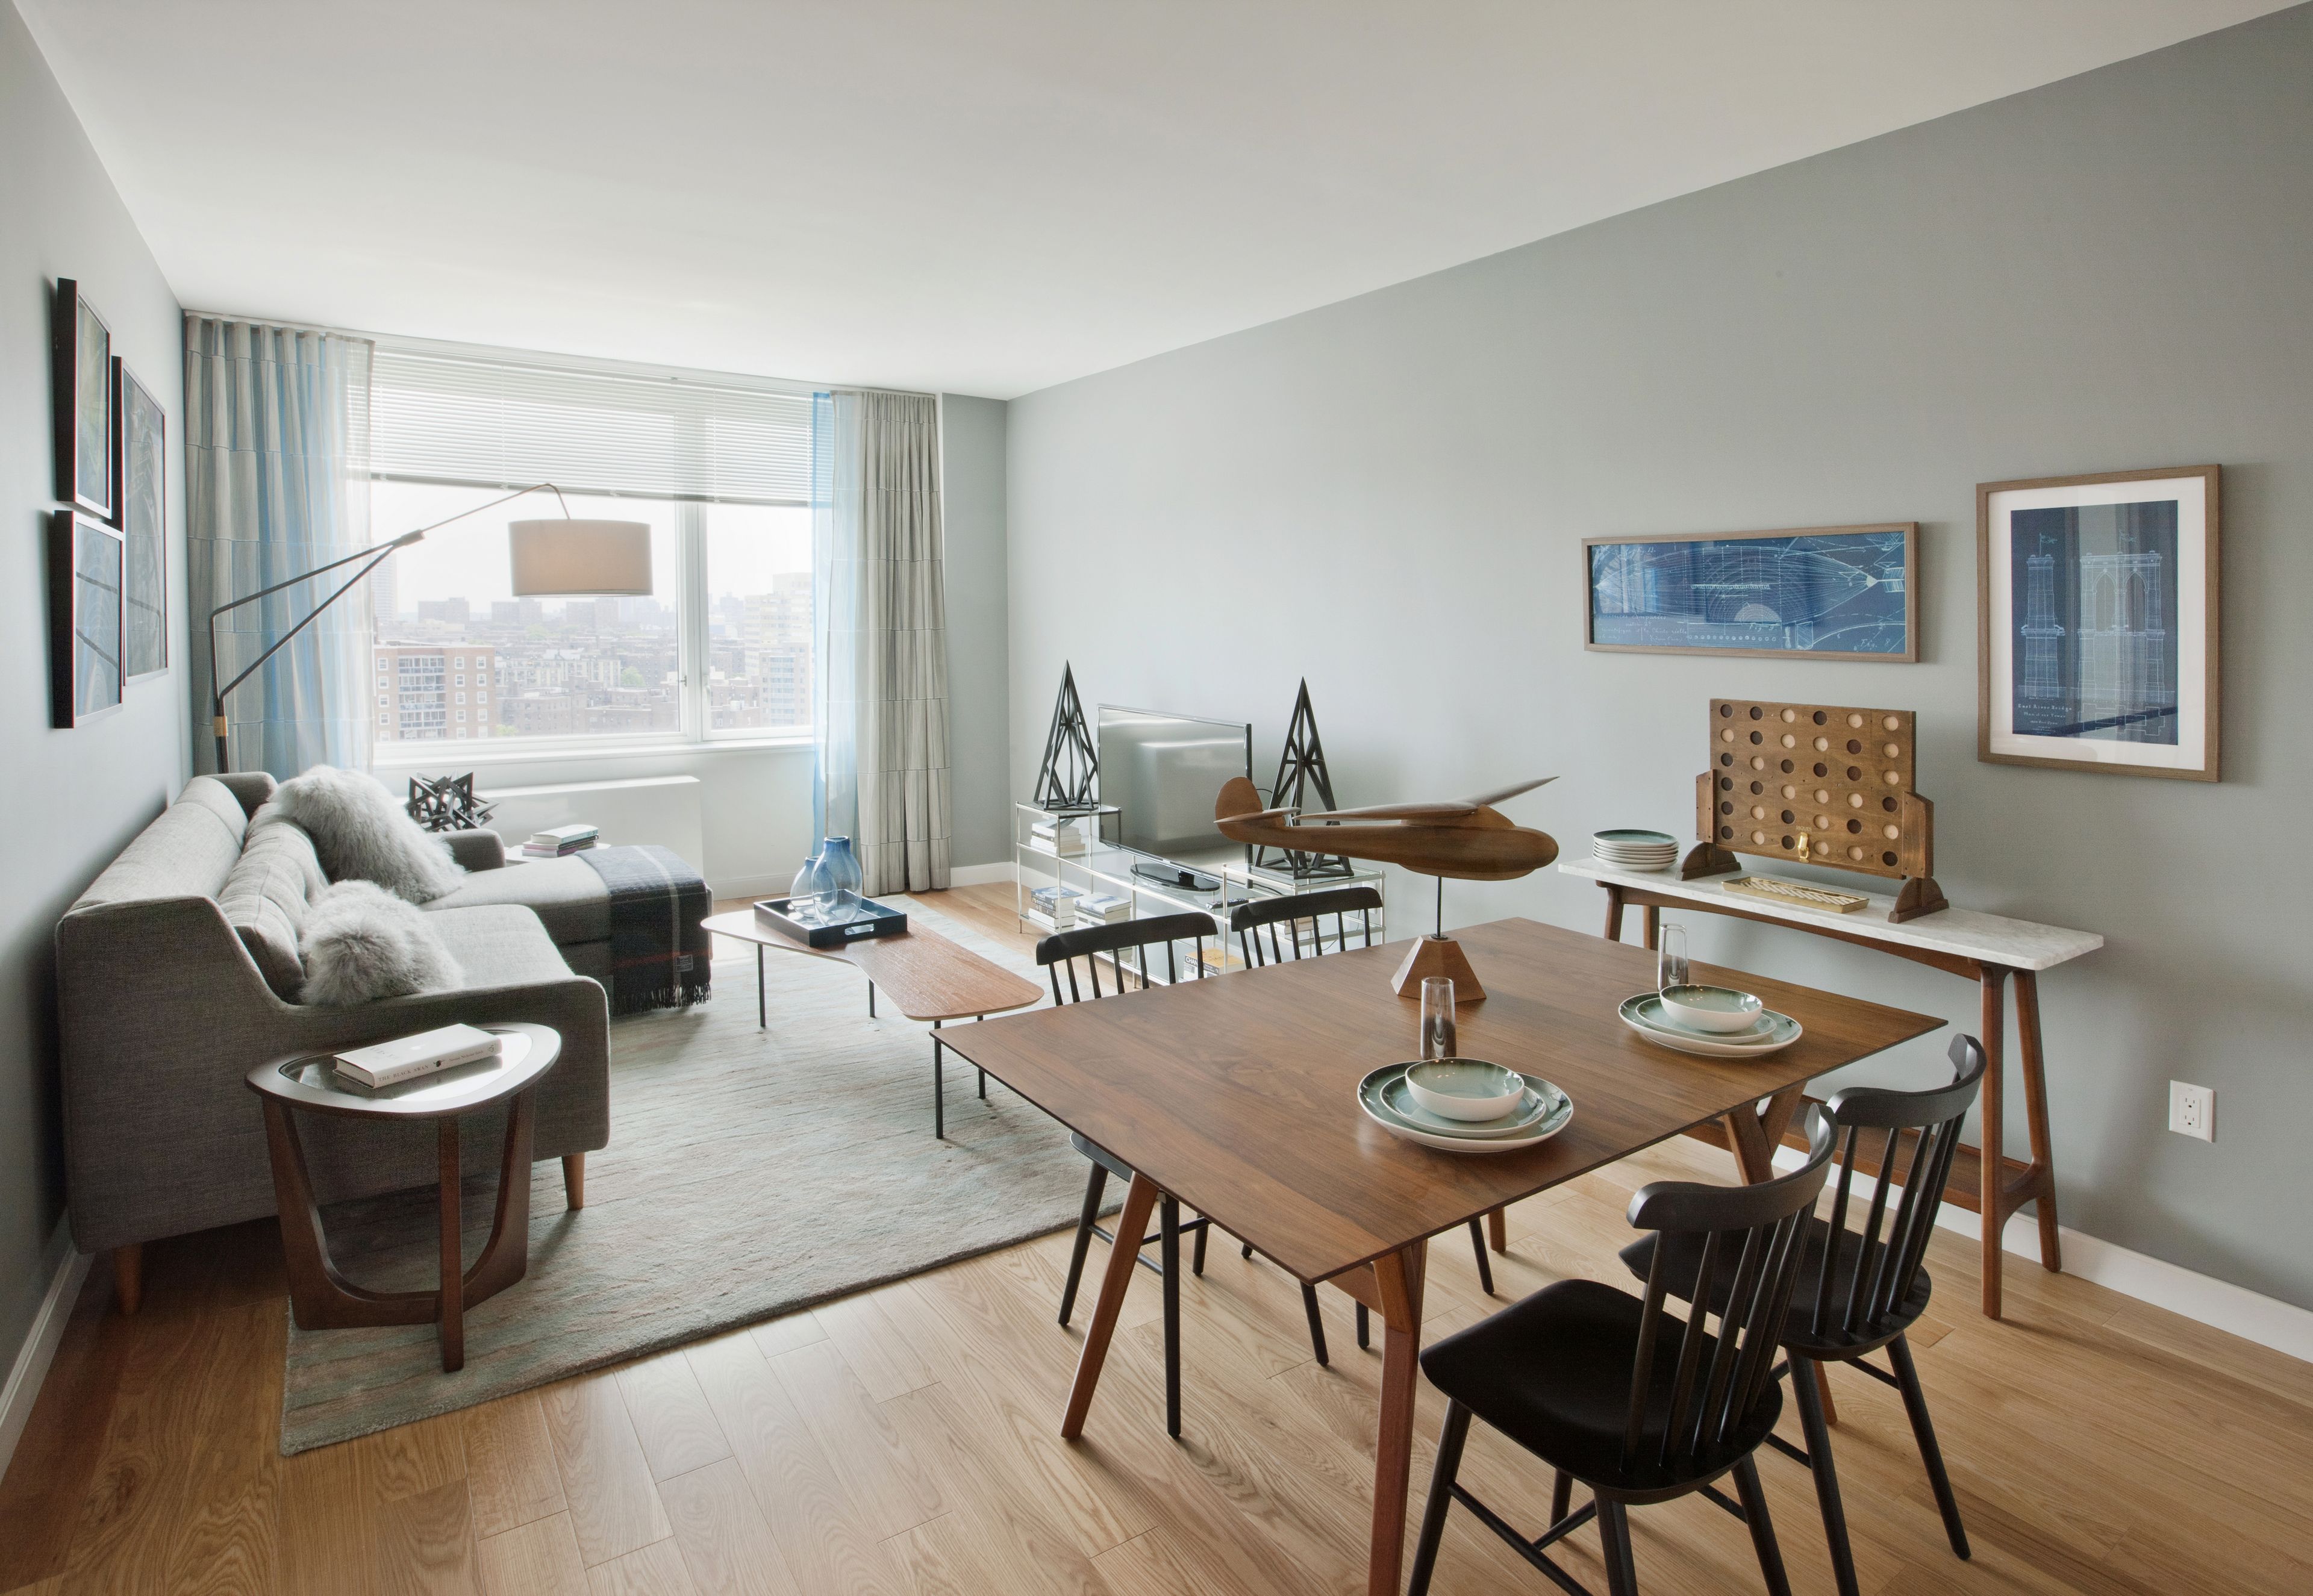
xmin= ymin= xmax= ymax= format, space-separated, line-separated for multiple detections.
xmin=1583 ymin=522 xmax=1919 ymax=662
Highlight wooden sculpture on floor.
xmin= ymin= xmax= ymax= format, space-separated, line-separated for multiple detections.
xmin=1216 ymin=775 xmax=1557 ymax=1002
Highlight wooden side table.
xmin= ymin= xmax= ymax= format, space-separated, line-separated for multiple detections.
xmin=1562 ymin=858 xmax=2102 ymax=1318
xmin=245 ymin=1022 xmax=563 ymax=1372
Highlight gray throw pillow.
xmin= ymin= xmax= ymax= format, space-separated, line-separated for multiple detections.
xmin=274 ymin=765 xmax=466 ymax=903
xmin=299 ymin=881 xmax=465 ymax=1006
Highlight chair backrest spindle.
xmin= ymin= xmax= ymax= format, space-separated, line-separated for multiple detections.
xmin=1230 ymin=886 xmax=1384 ymax=971
xmin=1036 ymin=911 xmax=1220 ymax=1006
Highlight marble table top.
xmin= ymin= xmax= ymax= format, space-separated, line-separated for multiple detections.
xmin=1560 ymin=857 xmax=2103 ymax=972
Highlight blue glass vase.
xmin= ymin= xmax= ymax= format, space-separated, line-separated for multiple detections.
xmin=789 ymin=852 xmax=833 ymax=923
xmin=817 ymin=835 xmax=864 ymax=912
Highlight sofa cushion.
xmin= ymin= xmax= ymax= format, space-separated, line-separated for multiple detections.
xmin=215 ymin=805 xmax=328 ymax=999
xmin=422 ymin=855 xmax=611 ymax=948
xmin=427 ymin=904 xmax=582 ymax=990
xmin=298 ymin=881 xmax=465 ymax=1006
xmin=71 ymin=776 xmax=250 ymax=912
xmin=273 ymin=765 xmax=465 ymax=903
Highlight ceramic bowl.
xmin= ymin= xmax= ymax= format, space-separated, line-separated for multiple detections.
xmin=1657 ymin=983 xmax=1765 ymax=1034
xmin=1403 ymin=1059 xmax=1527 ymax=1121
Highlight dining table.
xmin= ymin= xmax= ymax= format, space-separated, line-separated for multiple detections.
xmin=935 ymin=915 xmax=1944 ymax=1596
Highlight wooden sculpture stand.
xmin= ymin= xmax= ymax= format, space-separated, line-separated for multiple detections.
xmin=1391 ymin=934 xmax=1485 ymax=1003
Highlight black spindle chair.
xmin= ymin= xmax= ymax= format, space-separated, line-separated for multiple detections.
xmin=1409 ymin=1111 xmax=1839 ymax=1596
xmin=1228 ymin=888 xmax=1505 ymax=1361
xmin=1043 ymin=911 xmax=1243 ymax=1438
xmin=1617 ymin=1035 xmax=1985 ymax=1596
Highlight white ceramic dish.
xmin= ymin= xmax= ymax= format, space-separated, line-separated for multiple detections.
xmin=1358 ymin=1065 xmax=1574 ymax=1154
xmin=1618 ymin=994 xmax=1803 ymax=1058
xmin=1380 ymin=1076 xmax=1559 ymax=1139
xmin=1657 ymin=983 xmax=1765 ymax=1034
xmin=1403 ymin=1059 xmax=1527 ymax=1121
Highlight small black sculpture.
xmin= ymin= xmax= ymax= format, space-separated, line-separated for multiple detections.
xmin=1257 ymin=679 xmax=1353 ymax=880
xmin=407 ymin=772 xmax=496 ymax=834
xmin=1032 ymin=664 xmax=1100 ymax=811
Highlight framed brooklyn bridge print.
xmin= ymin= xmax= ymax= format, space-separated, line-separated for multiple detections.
xmin=1979 ymin=466 xmax=2220 ymax=781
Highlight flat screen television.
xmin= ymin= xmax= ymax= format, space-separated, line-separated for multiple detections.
xmin=1097 ymin=705 xmax=1252 ymax=859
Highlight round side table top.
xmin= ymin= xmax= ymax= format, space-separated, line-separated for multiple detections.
xmin=245 ymin=1021 xmax=562 ymax=1121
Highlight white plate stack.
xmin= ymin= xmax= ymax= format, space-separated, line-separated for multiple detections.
xmin=1592 ymin=829 xmax=1679 ymax=871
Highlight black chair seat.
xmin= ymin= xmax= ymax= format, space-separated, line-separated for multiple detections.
xmin=1420 ymin=1278 xmax=1784 ymax=1496
xmin=1619 ymin=1220 xmax=1932 ymax=1358
xmin=1069 ymin=1130 xmax=1135 ymax=1181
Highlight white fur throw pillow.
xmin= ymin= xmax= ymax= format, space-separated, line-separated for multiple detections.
xmin=298 ymin=881 xmax=465 ymax=1005
xmin=274 ymin=765 xmax=465 ymax=903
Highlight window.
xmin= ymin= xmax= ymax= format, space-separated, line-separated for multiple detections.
xmin=364 ymin=338 xmax=822 ymax=753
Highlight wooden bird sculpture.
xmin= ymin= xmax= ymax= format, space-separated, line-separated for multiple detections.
xmin=1216 ymin=775 xmax=1558 ymax=1000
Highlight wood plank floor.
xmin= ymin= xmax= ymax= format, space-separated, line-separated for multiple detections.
xmin=5 ymin=884 xmax=2308 ymax=1595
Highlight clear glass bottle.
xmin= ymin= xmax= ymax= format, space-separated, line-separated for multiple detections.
xmin=789 ymin=852 xmax=831 ymax=923
xmin=818 ymin=835 xmax=864 ymax=913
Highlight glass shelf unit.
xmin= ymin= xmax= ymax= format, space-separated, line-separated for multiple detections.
xmin=1014 ymin=802 xmax=1386 ymax=982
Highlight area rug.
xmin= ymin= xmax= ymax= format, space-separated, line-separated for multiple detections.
xmin=278 ymin=896 xmax=1079 ymax=1454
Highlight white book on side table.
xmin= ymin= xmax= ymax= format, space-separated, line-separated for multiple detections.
xmin=336 ymin=1024 xmax=502 ymax=1089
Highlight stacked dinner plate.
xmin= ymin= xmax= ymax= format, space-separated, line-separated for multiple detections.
xmin=1593 ymin=829 xmax=1679 ymax=871
xmin=1356 ymin=1062 xmax=1573 ymax=1154
xmin=1617 ymin=991 xmax=1804 ymax=1058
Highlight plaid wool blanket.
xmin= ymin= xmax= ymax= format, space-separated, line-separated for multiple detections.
xmin=578 ymin=844 xmax=713 ymax=1015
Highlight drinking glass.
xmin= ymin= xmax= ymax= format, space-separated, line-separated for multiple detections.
xmin=1657 ymin=922 xmax=1690 ymax=995
xmin=1420 ymin=977 xmax=1458 ymax=1062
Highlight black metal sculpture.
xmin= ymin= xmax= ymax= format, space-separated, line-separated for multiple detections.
xmin=1033 ymin=663 xmax=1100 ymax=811
xmin=1256 ymin=679 xmax=1353 ymax=879
xmin=406 ymin=772 xmax=496 ymax=834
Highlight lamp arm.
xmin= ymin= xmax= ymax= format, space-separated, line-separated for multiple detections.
xmin=206 ymin=481 xmax=572 ymax=773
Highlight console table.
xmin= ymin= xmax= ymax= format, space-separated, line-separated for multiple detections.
xmin=1561 ymin=858 xmax=2102 ymax=1319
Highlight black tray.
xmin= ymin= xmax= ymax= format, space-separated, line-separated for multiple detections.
xmin=754 ymin=895 xmax=910 ymax=949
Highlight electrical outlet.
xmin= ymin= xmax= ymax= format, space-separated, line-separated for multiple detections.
xmin=2169 ymin=1080 xmax=2215 ymax=1142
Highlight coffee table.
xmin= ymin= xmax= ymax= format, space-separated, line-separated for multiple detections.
xmin=245 ymin=1022 xmax=562 ymax=1373
xmin=702 ymin=908 xmax=1043 ymax=1136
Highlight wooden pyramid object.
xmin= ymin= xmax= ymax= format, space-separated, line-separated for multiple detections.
xmin=1256 ymin=679 xmax=1353 ymax=879
xmin=1033 ymin=663 xmax=1099 ymax=810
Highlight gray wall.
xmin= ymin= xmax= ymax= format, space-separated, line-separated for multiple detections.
xmin=1 ymin=0 xmax=189 ymax=1354
xmin=941 ymin=393 xmax=1012 ymax=867
xmin=1008 ymin=7 xmax=2313 ymax=1308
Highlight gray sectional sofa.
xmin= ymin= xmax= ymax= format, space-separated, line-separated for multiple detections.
xmin=55 ymin=771 xmax=613 ymax=1311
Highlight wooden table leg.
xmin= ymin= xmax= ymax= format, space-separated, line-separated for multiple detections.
xmin=1979 ymin=966 xmax=2009 ymax=1319
xmin=1061 ymin=1171 xmax=1160 ymax=1439
xmin=1725 ymin=1084 xmax=1806 ymax=1184
xmin=2014 ymin=968 xmax=2062 ymax=1273
xmin=1602 ymin=884 xmax=1626 ymax=943
xmin=1643 ymin=904 xmax=1661 ymax=951
xmin=1486 ymin=1208 xmax=1508 ymax=1253
xmin=438 ymin=1118 xmax=465 ymax=1373
xmin=1367 ymin=1241 xmax=1429 ymax=1596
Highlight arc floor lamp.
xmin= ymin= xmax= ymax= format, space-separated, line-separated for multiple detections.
xmin=206 ymin=482 xmax=652 ymax=773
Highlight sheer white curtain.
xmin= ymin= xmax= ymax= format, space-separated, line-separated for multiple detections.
xmin=184 ymin=315 xmax=374 ymax=775
xmin=813 ymin=390 xmax=951 ymax=895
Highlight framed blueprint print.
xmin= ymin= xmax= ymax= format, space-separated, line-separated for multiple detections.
xmin=1583 ymin=523 xmax=1918 ymax=661
xmin=1978 ymin=466 xmax=2219 ymax=781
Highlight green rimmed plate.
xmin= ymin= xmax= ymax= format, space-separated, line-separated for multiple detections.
xmin=1618 ymin=994 xmax=1802 ymax=1058
xmin=1357 ymin=1064 xmax=1573 ymax=1154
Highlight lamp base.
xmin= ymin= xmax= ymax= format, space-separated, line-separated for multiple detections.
xmin=1392 ymin=934 xmax=1486 ymax=1003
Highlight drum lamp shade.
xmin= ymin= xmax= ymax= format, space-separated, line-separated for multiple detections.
xmin=509 ymin=518 xmax=654 ymax=596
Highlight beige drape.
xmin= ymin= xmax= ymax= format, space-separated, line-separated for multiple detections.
xmin=819 ymin=391 xmax=951 ymax=895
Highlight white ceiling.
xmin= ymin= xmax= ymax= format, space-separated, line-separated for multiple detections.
xmin=20 ymin=1 xmax=2286 ymax=398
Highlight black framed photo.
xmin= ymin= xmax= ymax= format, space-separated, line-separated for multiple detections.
xmin=52 ymin=279 xmax=116 ymax=520
xmin=117 ymin=360 xmax=168 ymax=678
xmin=49 ymin=511 xmax=125 ymax=728
xmin=1582 ymin=523 xmax=1920 ymax=661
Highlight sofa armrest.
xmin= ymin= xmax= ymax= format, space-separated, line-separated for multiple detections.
xmin=212 ymin=770 xmax=277 ymax=818
xmin=443 ymin=829 xmax=507 ymax=871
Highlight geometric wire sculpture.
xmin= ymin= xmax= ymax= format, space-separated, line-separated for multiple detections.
xmin=1255 ymin=678 xmax=1354 ymax=879
xmin=405 ymin=771 xmax=496 ymax=833
xmin=1032 ymin=662 xmax=1100 ymax=811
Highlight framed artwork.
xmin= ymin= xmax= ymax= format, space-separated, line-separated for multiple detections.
xmin=1977 ymin=466 xmax=2220 ymax=781
xmin=1583 ymin=523 xmax=1919 ymax=661
xmin=52 ymin=279 xmax=116 ymax=520
xmin=49 ymin=511 xmax=125 ymax=728
xmin=117 ymin=360 xmax=168 ymax=678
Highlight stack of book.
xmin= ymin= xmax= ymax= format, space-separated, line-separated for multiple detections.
xmin=333 ymin=1023 xmax=502 ymax=1090
xmin=1029 ymin=816 xmax=1088 ymax=855
xmin=523 ymin=823 xmax=598 ymax=858
xmin=1073 ymin=892 xmax=1132 ymax=926
xmin=1029 ymin=884 xmax=1081 ymax=928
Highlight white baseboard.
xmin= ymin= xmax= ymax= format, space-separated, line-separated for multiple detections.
xmin=947 ymin=861 xmax=1016 ymax=887
xmin=1767 ymin=1145 xmax=2313 ymax=1362
xmin=0 ymin=1217 xmax=92 ymax=1480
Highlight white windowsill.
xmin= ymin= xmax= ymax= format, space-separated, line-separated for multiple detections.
xmin=372 ymin=732 xmax=814 ymax=773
